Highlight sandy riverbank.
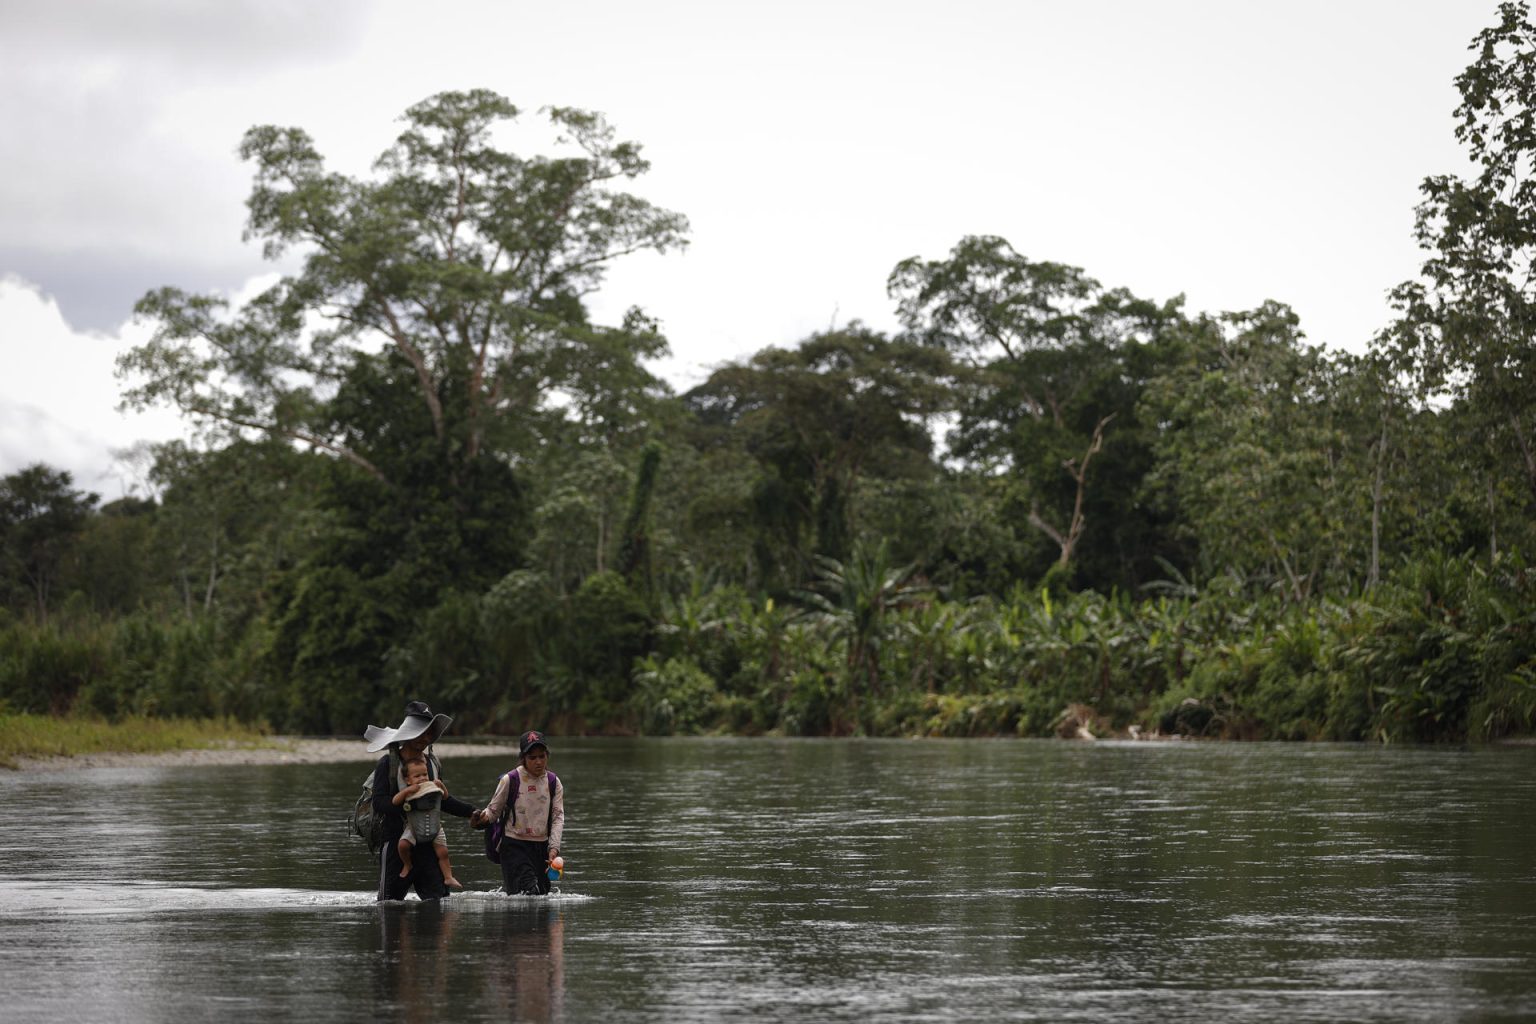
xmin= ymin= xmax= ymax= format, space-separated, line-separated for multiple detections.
xmin=11 ymin=737 xmax=525 ymax=772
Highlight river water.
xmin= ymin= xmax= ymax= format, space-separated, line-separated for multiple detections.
xmin=2 ymin=738 xmax=1533 ymax=1022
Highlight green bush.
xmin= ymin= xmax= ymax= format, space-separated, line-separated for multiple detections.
xmin=781 ymin=669 xmax=837 ymax=736
xmin=630 ymin=655 xmax=720 ymax=735
xmin=861 ymin=688 xmax=1059 ymax=738
xmin=1343 ymin=553 xmax=1500 ymax=742
xmin=567 ymin=571 xmax=652 ymax=709
xmin=0 ymin=620 xmax=109 ymax=714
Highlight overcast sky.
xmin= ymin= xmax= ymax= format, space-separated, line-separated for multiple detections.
xmin=0 ymin=0 xmax=1496 ymax=497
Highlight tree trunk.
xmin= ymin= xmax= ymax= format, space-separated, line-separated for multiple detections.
xmin=1035 ymin=413 xmax=1115 ymax=567
xmin=1369 ymin=418 xmax=1387 ymax=590
xmin=203 ymin=531 xmax=221 ymax=612
xmin=1488 ymin=475 xmax=1499 ymax=562
xmin=1511 ymin=409 xmax=1536 ymax=511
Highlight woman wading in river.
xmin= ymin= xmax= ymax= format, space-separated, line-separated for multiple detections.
xmin=365 ymin=701 xmax=476 ymax=901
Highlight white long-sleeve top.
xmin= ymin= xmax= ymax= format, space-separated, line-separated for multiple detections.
xmin=484 ymin=765 xmax=565 ymax=850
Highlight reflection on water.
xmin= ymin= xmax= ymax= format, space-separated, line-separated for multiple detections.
xmin=376 ymin=896 xmax=570 ymax=1023
xmin=2 ymin=739 xmax=1535 ymax=1022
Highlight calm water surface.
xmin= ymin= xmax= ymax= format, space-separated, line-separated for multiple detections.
xmin=2 ymin=738 xmax=1534 ymax=1022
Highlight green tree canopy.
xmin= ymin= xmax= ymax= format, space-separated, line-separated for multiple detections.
xmin=0 ymin=464 xmax=98 ymax=621
xmin=889 ymin=236 xmax=1185 ymax=584
xmin=1142 ymin=303 xmax=1343 ymax=599
xmin=683 ymin=325 xmax=952 ymax=585
xmin=119 ymin=90 xmax=688 ymax=486
xmin=1382 ymin=0 xmax=1536 ymax=541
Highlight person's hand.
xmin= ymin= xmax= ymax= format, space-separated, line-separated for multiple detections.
xmin=470 ymin=809 xmax=487 ymax=827
xmin=548 ymin=846 xmax=559 ymax=860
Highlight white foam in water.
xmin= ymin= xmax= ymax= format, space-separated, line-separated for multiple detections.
xmin=448 ymin=888 xmax=596 ymax=910
xmin=0 ymin=880 xmax=591 ymax=917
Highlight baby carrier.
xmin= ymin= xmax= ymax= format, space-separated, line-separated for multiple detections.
xmin=349 ymin=749 xmax=443 ymax=856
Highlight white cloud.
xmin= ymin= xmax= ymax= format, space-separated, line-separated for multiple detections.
xmin=0 ymin=1 xmax=368 ymax=71
xmin=0 ymin=1 xmax=363 ymax=313
xmin=0 ymin=277 xmax=188 ymax=497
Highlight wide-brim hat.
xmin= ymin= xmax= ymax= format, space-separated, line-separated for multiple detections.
xmin=364 ymin=700 xmax=453 ymax=752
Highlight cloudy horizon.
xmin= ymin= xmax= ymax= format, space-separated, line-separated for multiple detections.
xmin=0 ymin=0 xmax=1494 ymax=498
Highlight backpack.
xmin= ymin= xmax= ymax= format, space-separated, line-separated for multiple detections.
xmin=484 ymin=767 xmax=560 ymax=864
xmin=347 ymin=749 xmax=421 ymax=856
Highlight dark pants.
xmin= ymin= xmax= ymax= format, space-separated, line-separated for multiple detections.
xmin=499 ymin=838 xmax=551 ymax=896
xmin=379 ymin=833 xmax=451 ymax=901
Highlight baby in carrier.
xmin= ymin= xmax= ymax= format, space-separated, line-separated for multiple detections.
xmin=393 ymin=756 xmax=462 ymax=890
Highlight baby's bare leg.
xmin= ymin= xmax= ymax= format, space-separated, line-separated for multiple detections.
xmin=397 ymin=837 xmax=415 ymax=878
xmin=435 ymin=838 xmax=461 ymax=888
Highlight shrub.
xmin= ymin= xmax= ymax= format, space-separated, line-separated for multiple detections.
xmin=0 ymin=619 xmax=109 ymax=714
xmin=630 ymin=655 xmax=720 ymax=735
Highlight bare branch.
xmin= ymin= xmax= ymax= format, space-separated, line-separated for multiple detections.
xmin=185 ymin=404 xmax=386 ymax=482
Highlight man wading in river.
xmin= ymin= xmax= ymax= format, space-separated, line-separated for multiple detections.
xmin=364 ymin=701 xmax=476 ymax=901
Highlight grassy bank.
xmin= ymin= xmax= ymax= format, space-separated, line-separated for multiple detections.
xmin=0 ymin=713 xmax=273 ymax=769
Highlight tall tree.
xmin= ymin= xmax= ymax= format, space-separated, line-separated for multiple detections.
xmin=1381 ymin=1 xmax=1536 ymax=551
xmin=120 ymin=90 xmax=688 ymax=491
xmin=683 ymin=326 xmax=952 ymax=587
xmin=889 ymin=236 xmax=1183 ymax=586
xmin=526 ymin=447 xmax=631 ymax=594
xmin=117 ymin=92 xmax=688 ymax=730
xmin=0 ymin=464 xmax=98 ymax=621
xmin=68 ymin=495 xmax=159 ymax=615
xmin=1141 ymin=304 xmax=1346 ymax=599
xmin=616 ymin=441 xmax=663 ymax=593
xmin=147 ymin=439 xmax=318 ymax=618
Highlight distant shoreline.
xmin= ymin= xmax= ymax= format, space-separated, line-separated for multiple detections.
xmin=12 ymin=732 xmax=1533 ymax=772
xmin=10 ymin=737 xmax=524 ymax=772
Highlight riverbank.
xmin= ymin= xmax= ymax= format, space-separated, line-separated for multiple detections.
xmin=8 ymin=736 xmax=525 ymax=772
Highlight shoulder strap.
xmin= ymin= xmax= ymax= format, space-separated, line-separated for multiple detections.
xmin=497 ymin=767 xmax=519 ymax=827
xmin=499 ymin=768 xmax=559 ymax=836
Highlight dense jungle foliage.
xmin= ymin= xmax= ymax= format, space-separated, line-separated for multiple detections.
xmin=3 ymin=5 xmax=1536 ymax=743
